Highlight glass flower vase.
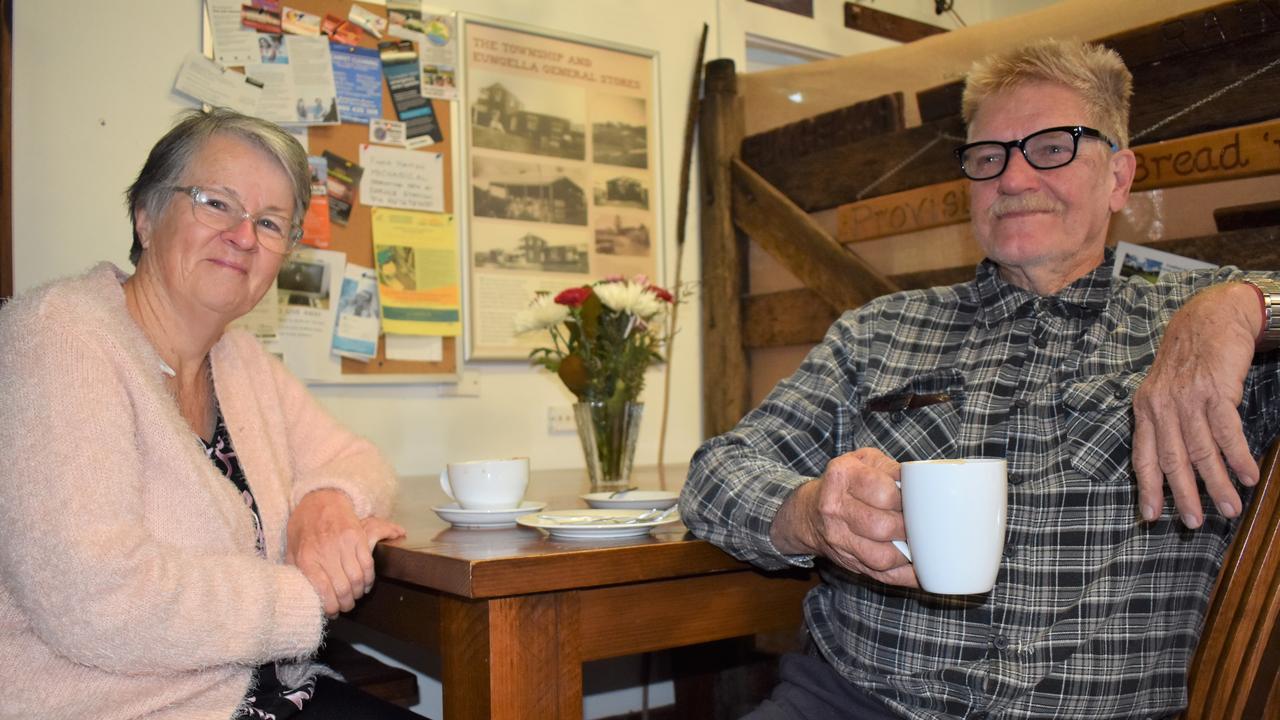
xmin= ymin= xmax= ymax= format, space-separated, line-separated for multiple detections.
xmin=574 ymin=400 xmax=644 ymax=493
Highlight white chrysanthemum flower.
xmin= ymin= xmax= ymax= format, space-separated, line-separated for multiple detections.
xmin=512 ymin=294 xmax=570 ymax=334
xmin=592 ymin=280 xmax=639 ymax=314
xmin=594 ymin=281 xmax=666 ymax=321
xmin=631 ymin=291 xmax=665 ymax=321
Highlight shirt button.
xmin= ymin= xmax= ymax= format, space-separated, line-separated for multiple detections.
xmin=1012 ymin=397 xmax=1029 ymax=410
xmin=1034 ymin=334 xmax=1049 ymax=348
xmin=890 ymin=410 xmax=905 ymax=422
xmin=1003 ymin=544 xmax=1018 ymax=560
xmin=1113 ymin=385 xmax=1128 ymax=400
xmin=993 ymin=635 xmax=1010 ymax=651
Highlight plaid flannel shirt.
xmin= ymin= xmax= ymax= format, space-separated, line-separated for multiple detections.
xmin=681 ymin=253 xmax=1280 ymax=719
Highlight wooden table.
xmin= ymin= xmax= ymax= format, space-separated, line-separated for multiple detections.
xmin=347 ymin=465 xmax=815 ymax=720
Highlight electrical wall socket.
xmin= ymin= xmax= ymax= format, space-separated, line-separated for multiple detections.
xmin=547 ymin=406 xmax=576 ymax=434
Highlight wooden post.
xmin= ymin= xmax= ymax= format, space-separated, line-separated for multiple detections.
xmin=700 ymin=59 xmax=750 ymax=439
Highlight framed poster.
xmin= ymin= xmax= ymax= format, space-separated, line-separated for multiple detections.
xmin=459 ymin=16 xmax=662 ymax=359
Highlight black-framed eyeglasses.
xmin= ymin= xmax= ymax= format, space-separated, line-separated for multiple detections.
xmin=171 ymin=185 xmax=301 ymax=254
xmin=954 ymin=126 xmax=1118 ymax=181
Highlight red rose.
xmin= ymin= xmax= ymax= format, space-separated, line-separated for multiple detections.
xmin=647 ymin=285 xmax=674 ymax=303
xmin=555 ymin=286 xmax=593 ymax=307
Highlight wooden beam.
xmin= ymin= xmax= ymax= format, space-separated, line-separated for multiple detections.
xmin=699 ymin=59 xmax=750 ymax=439
xmin=746 ymin=225 xmax=1280 ymax=349
xmin=1215 ymin=201 xmax=1280 ymax=232
xmin=844 ymin=2 xmax=947 ymax=43
xmin=834 ymin=118 xmax=1280 ymax=243
xmin=744 ymin=289 xmax=839 ymax=348
xmin=921 ymin=0 xmax=1280 ymax=133
xmin=731 ymin=157 xmax=899 ymax=314
xmin=747 ymin=114 xmax=967 ymax=213
xmin=918 ymin=0 xmax=1280 ymax=123
xmin=740 ymin=93 xmax=904 ymax=179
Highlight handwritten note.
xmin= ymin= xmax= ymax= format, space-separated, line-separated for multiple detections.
xmin=359 ymin=144 xmax=445 ymax=213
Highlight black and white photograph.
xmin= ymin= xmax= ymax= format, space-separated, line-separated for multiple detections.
xmin=472 ymin=225 xmax=589 ymax=274
xmin=591 ymin=93 xmax=648 ymax=169
xmin=470 ymin=70 xmax=586 ymax=160
xmin=471 ymin=156 xmax=588 ymax=226
xmin=593 ymin=211 xmax=651 ymax=257
xmin=592 ymin=171 xmax=650 ymax=210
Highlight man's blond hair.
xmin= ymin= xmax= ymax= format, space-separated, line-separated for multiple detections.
xmin=961 ymin=38 xmax=1133 ymax=149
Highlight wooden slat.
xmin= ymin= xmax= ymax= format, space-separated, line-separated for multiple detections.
xmin=834 ymin=118 xmax=1280 ymax=244
xmin=843 ymin=2 xmax=947 ymax=43
xmin=749 ymin=114 xmax=966 ymax=213
xmin=740 ymin=93 xmax=904 ymax=179
xmin=918 ymin=0 xmax=1280 ymax=123
xmin=837 ymin=180 xmax=970 ymax=243
xmin=1102 ymin=0 xmax=1280 ymax=69
xmin=700 ymin=59 xmax=751 ymax=439
xmin=731 ymin=157 xmax=899 ymax=313
xmin=746 ymin=225 xmax=1280 ymax=349
xmin=744 ymin=288 xmax=840 ymax=348
xmin=1215 ymin=201 xmax=1280 ymax=232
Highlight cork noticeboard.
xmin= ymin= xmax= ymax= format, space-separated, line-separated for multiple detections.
xmin=207 ymin=0 xmax=460 ymax=382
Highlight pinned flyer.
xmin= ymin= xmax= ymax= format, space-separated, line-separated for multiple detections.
xmin=348 ymin=5 xmax=388 ymax=39
xmin=174 ymin=52 xmax=262 ymax=115
xmin=301 ymin=157 xmax=331 ymax=248
xmin=332 ymin=264 xmax=381 ymax=361
xmin=372 ymin=209 xmax=461 ymax=336
xmin=281 ymin=6 xmax=321 ymax=36
xmin=370 ymin=119 xmax=407 ymax=146
xmin=359 ymin=144 xmax=444 ymax=213
xmin=331 ymin=45 xmax=383 ymax=125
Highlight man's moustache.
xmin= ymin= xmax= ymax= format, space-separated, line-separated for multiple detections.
xmin=989 ymin=196 xmax=1063 ymax=218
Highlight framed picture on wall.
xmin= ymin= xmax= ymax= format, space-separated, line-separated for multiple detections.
xmin=458 ymin=15 xmax=662 ymax=360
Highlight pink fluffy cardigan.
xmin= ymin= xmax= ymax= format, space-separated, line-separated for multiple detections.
xmin=0 ymin=263 xmax=397 ymax=719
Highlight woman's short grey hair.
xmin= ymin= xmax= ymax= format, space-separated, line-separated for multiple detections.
xmin=125 ymin=107 xmax=311 ymax=265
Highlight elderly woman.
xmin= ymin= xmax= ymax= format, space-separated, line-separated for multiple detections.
xmin=0 ymin=109 xmax=421 ymax=719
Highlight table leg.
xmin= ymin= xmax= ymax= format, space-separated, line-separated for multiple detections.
xmin=440 ymin=592 xmax=584 ymax=720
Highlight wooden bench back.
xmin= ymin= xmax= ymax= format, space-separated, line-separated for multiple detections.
xmin=1184 ymin=438 xmax=1280 ymax=718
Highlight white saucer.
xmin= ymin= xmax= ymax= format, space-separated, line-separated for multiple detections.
xmin=516 ymin=508 xmax=680 ymax=540
xmin=581 ymin=490 xmax=679 ymax=511
xmin=432 ymin=501 xmax=547 ymax=529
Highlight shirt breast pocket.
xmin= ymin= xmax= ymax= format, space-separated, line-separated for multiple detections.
xmin=1061 ymin=372 xmax=1147 ymax=482
xmin=856 ymin=368 xmax=964 ymax=461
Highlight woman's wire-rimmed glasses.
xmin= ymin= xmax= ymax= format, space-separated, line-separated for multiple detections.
xmin=172 ymin=185 xmax=301 ymax=254
xmin=954 ymin=125 xmax=1118 ymax=181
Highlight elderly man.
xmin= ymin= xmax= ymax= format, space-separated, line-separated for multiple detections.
xmin=681 ymin=38 xmax=1279 ymax=720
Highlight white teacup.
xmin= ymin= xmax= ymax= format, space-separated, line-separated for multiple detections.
xmin=892 ymin=458 xmax=1008 ymax=595
xmin=439 ymin=458 xmax=529 ymax=510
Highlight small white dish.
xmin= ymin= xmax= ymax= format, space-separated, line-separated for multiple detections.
xmin=432 ymin=500 xmax=547 ymax=529
xmin=581 ymin=490 xmax=679 ymax=511
xmin=517 ymin=508 xmax=680 ymax=540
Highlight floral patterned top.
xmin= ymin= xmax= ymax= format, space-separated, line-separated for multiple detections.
xmin=202 ymin=409 xmax=316 ymax=719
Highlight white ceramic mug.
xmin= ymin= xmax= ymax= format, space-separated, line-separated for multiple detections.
xmin=439 ymin=458 xmax=529 ymax=510
xmin=892 ymin=458 xmax=1008 ymax=595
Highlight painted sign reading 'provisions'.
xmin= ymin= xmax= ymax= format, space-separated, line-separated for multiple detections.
xmin=836 ymin=118 xmax=1280 ymax=244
